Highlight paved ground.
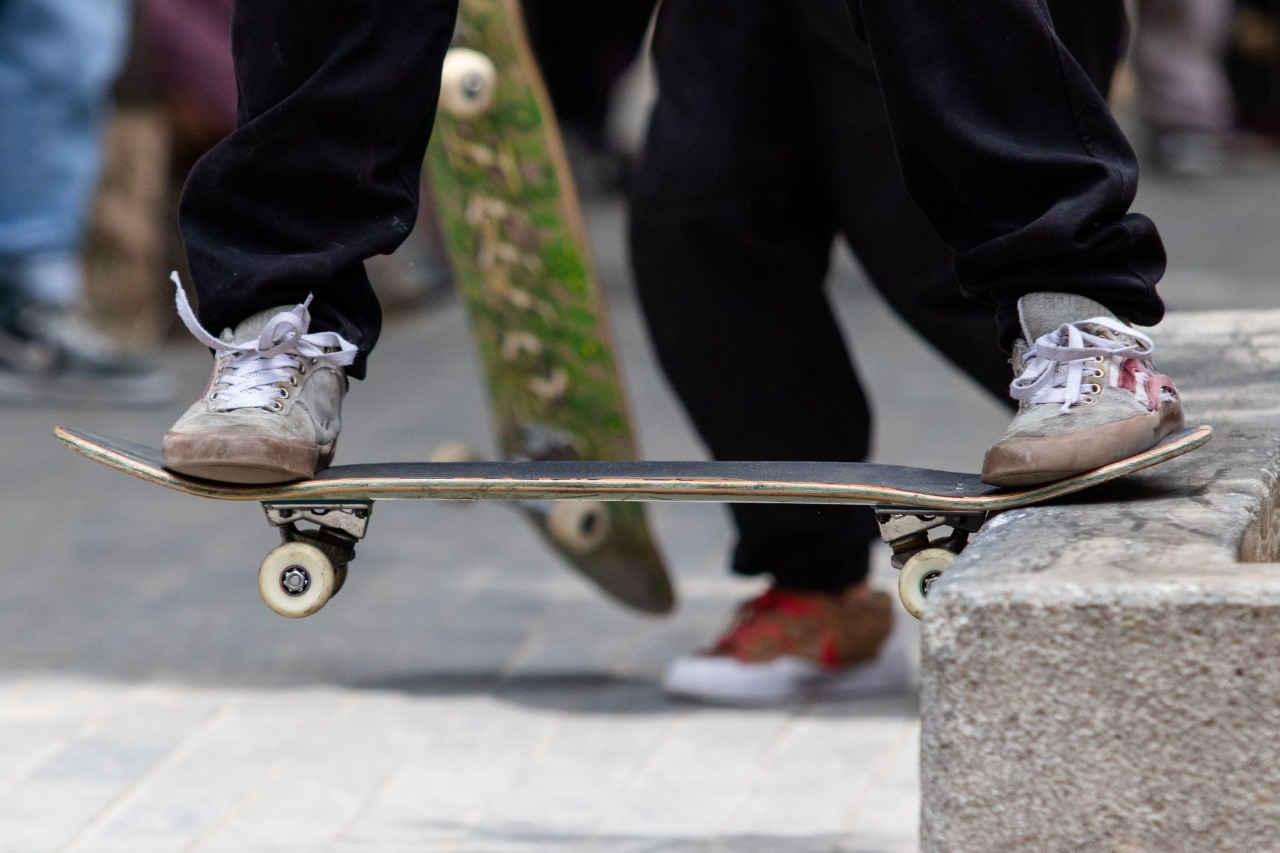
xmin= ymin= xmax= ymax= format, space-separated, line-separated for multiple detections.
xmin=2 ymin=129 xmax=1278 ymax=851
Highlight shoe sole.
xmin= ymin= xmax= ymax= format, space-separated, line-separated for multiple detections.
xmin=162 ymin=432 xmax=336 ymax=484
xmin=661 ymin=614 xmax=914 ymax=706
xmin=981 ymin=402 xmax=1185 ymax=487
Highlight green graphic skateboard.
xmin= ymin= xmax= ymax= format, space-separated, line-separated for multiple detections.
xmin=424 ymin=0 xmax=673 ymax=614
xmin=56 ymin=424 xmax=1211 ymax=620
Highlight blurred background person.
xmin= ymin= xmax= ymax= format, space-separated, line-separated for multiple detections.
xmin=139 ymin=0 xmax=235 ymax=171
xmin=1133 ymin=0 xmax=1237 ymax=176
xmin=0 ymin=0 xmax=172 ymax=404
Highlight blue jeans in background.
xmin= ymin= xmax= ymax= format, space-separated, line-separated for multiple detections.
xmin=0 ymin=0 xmax=131 ymax=305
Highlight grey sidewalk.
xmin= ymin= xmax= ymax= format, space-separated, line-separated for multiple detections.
xmin=3 ymin=139 xmax=1280 ymax=851
xmin=0 ymin=206 xmax=940 ymax=853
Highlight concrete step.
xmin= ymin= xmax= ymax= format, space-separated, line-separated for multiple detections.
xmin=920 ymin=309 xmax=1280 ymax=852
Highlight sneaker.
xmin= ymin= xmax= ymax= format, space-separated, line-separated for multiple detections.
xmin=162 ymin=275 xmax=358 ymax=484
xmin=0 ymin=289 xmax=174 ymax=406
xmin=982 ymin=292 xmax=1184 ymax=486
xmin=662 ymin=586 xmax=911 ymax=706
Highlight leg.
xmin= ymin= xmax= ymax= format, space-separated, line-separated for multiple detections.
xmin=841 ymin=0 xmax=1184 ymax=486
xmin=633 ymin=0 xmax=907 ymax=706
xmin=166 ymin=0 xmax=457 ymax=483
xmin=179 ymin=0 xmax=458 ymax=376
xmin=1134 ymin=0 xmax=1235 ymax=175
xmin=1045 ymin=0 xmax=1130 ymax=97
xmin=630 ymin=0 xmax=878 ymax=595
xmin=843 ymin=0 xmax=1166 ymax=348
xmin=0 ymin=0 xmax=171 ymax=404
xmin=795 ymin=0 xmax=1012 ymax=406
xmin=520 ymin=0 xmax=658 ymax=150
xmin=0 ymin=0 xmax=130 ymax=282
xmin=794 ymin=0 xmax=1132 ymax=405
xmin=1135 ymin=0 xmax=1235 ymax=132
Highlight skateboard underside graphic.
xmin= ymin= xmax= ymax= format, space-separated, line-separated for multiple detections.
xmin=425 ymin=0 xmax=672 ymax=614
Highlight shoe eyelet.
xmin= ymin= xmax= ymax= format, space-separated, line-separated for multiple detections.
xmin=1087 ymin=383 xmax=1102 ymax=394
xmin=288 ymin=375 xmax=299 ymax=386
xmin=278 ymin=387 xmax=289 ymax=398
xmin=268 ymin=400 xmax=284 ymax=412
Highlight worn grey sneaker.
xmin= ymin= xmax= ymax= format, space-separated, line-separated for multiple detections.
xmin=0 ymin=289 xmax=174 ymax=406
xmin=163 ymin=276 xmax=358 ymax=484
xmin=982 ymin=293 xmax=1184 ymax=486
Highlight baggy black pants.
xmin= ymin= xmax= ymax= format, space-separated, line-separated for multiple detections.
xmin=179 ymin=0 xmax=459 ymax=379
xmin=179 ymin=0 xmax=1160 ymax=585
xmin=628 ymin=0 xmax=1147 ymax=590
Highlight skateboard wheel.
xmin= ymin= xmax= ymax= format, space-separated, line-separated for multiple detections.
xmin=429 ymin=441 xmax=483 ymax=464
xmin=440 ymin=48 xmax=497 ymax=118
xmin=258 ymin=542 xmax=337 ymax=619
xmin=547 ymin=501 xmax=610 ymax=554
xmin=897 ymin=547 xmax=956 ymax=620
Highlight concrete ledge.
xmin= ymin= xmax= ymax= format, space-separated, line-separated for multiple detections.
xmin=921 ymin=309 xmax=1280 ymax=852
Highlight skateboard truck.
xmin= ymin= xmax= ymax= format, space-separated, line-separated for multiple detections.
xmin=875 ymin=509 xmax=986 ymax=619
xmin=259 ymin=501 xmax=373 ymax=618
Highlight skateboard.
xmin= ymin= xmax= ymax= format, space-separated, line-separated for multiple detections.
xmin=56 ymin=424 xmax=1211 ymax=620
xmin=424 ymin=0 xmax=673 ymax=614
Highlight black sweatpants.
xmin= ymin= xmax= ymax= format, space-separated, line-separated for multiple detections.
xmin=628 ymin=0 xmax=1140 ymax=590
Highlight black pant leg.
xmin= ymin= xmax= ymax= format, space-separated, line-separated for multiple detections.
xmin=521 ymin=0 xmax=658 ymax=147
xmin=179 ymin=0 xmax=458 ymax=378
xmin=795 ymin=0 xmax=1130 ymax=402
xmin=842 ymin=0 xmax=1165 ymax=348
xmin=796 ymin=0 xmax=1013 ymax=407
xmin=1046 ymin=0 xmax=1129 ymax=97
xmin=630 ymin=0 xmax=877 ymax=593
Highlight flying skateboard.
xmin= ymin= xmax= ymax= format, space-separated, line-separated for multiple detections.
xmin=424 ymin=0 xmax=673 ymax=614
xmin=56 ymin=424 xmax=1211 ymax=620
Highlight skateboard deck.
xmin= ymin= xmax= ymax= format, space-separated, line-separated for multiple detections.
xmin=424 ymin=0 xmax=672 ymax=614
xmin=56 ymin=424 xmax=1211 ymax=619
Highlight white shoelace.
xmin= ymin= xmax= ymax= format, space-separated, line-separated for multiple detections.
xmin=172 ymin=272 xmax=357 ymax=412
xmin=1009 ymin=317 xmax=1153 ymax=413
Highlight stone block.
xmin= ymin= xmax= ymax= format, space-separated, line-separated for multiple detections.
xmin=920 ymin=309 xmax=1280 ymax=852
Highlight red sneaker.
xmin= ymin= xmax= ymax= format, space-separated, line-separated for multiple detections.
xmin=662 ymin=586 xmax=910 ymax=705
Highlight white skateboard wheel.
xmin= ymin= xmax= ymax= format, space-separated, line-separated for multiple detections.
xmin=440 ymin=47 xmax=498 ymax=118
xmin=547 ymin=501 xmax=610 ymax=554
xmin=897 ymin=547 xmax=956 ymax=620
xmin=258 ymin=541 xmax=337 ymax=619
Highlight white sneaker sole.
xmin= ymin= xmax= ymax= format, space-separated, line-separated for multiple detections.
xmin=662 ymin=612 xmax=913 ymax=706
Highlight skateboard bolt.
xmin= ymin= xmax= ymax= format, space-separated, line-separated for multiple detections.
xmin=280 ymin=566 xmax=312 ymax=596
xmin=462 ymin=74 xmax=486 ymax=100
xmin=920 ymin=571 xmax=944 ymax=598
